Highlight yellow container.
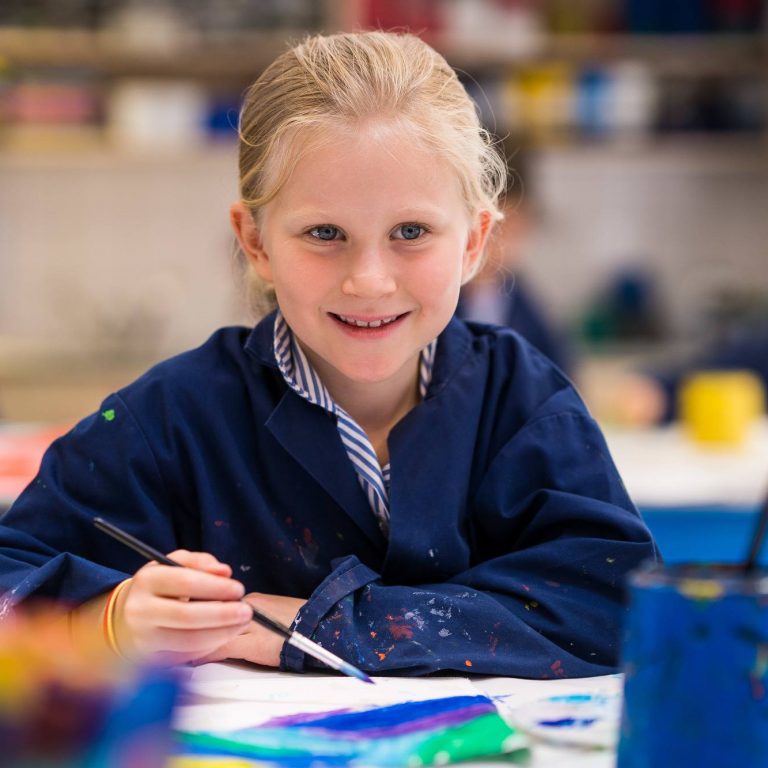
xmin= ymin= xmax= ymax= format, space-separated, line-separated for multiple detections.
xmin=680 ymin=370 xmax=765 ymax=447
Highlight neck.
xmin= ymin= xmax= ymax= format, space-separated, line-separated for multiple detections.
xmin=305 ymin=351 xmax=421 ymax=465
xmin=335 ymin=372 xmax=420 ymax=438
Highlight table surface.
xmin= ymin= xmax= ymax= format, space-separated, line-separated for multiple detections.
xmin=174 ymin=662 xmax=622 ymax=767
xmin=602 ymin=418 xmax=768 ymax=509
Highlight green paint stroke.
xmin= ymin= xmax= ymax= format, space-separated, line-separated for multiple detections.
xmin=407 ymin=711 xmax=529 ymax=766
xmin=101 ymin=409 xmax=116 ymax=422
xmin=176 ymin=709 xmax=530 ymax=766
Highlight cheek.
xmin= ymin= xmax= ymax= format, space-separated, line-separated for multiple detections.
xmin=271 ymin=255 xmax=333 ymax=305
xmin=413 ymin=250 xmax=465 ymax=303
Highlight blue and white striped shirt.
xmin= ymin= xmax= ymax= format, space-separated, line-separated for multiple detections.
xmin=273 ymin=311 xmax=437 ymax=535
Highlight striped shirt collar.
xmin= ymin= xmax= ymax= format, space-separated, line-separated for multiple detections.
xmin=272 ymin=310 xmax=437 ymax=534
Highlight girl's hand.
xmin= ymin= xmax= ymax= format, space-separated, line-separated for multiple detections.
xmin=113 ymin=549 xmax=253 ymax=666
xmin=195 ymin=592 xmax=307 ymax=667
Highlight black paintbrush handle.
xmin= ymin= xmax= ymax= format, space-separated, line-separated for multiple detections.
xmin=95 ymin=517 xmax=176 ymax=566
xmin=744 ymin=494 xmax=768 ymax=572
xmin=94 ymin=516 xmax=291 ymax=637
xmin=93 ymin=516 xmax=373 ymax=683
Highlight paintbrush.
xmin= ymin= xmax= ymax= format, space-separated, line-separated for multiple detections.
xmin=744 ymin=485 xmax=768 ymax=573
xmin=93 ymin=517 xmax=374 ymax=684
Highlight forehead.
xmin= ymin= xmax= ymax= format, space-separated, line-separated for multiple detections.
xmin=268 ymin=120 xmax=465 ymax=214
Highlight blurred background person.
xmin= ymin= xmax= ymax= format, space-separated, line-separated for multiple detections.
xmin=589 ymin=320 xmax=768 ymax=426
xmin=456 ymin=141 xmax=574 ymax=376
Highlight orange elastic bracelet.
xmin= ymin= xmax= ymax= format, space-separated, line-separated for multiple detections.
xmin=102 ymin=578 xmax=131 ymax=658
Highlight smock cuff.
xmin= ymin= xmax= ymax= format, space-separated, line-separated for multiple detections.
xmin=280 ymin=555 xmax=378 ymax=673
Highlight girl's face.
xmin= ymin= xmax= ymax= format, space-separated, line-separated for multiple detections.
xmin=232 ymin=123 xmax=491 ymax=403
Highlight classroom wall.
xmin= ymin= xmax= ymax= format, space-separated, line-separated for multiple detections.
xmin=0 ymin=149 xmax=244 ymax=361
xmin=1 ymin=143 xmax=765 ymax=365
xmin=524 ymin=144 xmax=768 ymax=338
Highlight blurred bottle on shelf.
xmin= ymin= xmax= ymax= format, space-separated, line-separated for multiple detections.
xmin=656 ymin=74 xmax=765 ymax=134
xmin=0 ymin=68 xmax=103 ymax=150
xmin=0 ymin=0 xmax=103 ymax=28
xmin=356 ymin=0 xmax=445 ymax=40
xmin=581 ymin=265 xmax=667 ymax=346
xmin=624 ymin=0 xmax=763 ymax=33
xmin=104 ymin=0 xmax=198 ymax=54
xmin=606 ymin=60 xmax=658 ymax=138
xmin=106 ymin=78 xmax=208 ymax=152
xmin=443 ymin=0 xmax=543 ymax=56
xmin=574 ymin=65 xmax=612 ymax=138
xmin=544 ymin=0 xmax=621 ymax=33
xmin=709 ymin=0 xmax=764 ymax=31
xmin=514 ymin=63 xmax=574 ymax=144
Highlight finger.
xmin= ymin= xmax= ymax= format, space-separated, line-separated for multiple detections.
xmin=148 ymin=596 xmax=253 ymax=630
xmin=169 ymin=550 xmax=233 ymax=576
xmin=244 ymin=593 xmax=306 ymax=626
xmin=197 ymin=631 xmax=282 ymax=668
xmin=192 ymin=647 xmax=230 ymax=665
xmin=140 ymin=623 xmax=251 ymax=657
xmin=134 ymin=564 xmax=244 ymax=602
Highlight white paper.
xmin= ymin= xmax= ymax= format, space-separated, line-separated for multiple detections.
xmin=174 ymin=662 xmax=477 ymax=732
xmin=474 ymin=672 xmax=623 ymax=707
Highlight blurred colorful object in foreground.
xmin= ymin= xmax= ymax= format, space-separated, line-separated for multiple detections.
xmin=0 ymin=605 xmax=180 ymax=767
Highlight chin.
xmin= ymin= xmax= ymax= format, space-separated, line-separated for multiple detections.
xmin=338 ymin=361 xmax=406 ymax=386
xmin=344 ymin=369 xmax=398 ymax=386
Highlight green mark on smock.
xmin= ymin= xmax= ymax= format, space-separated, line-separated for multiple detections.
xmin=101 ymin=409 xmax=116 ymax=422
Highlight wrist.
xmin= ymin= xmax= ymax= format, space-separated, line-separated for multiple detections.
xmin=102 ymin=578 xmax=133 ymax=659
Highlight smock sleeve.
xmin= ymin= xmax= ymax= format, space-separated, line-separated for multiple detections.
xmin=0 ymin=393 xmax=179 ymax=607
xmin=282 ymin=410 xmax=659 ymax=679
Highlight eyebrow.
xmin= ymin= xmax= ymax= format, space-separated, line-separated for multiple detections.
xmin=284 ymin=206 xmax=449 ymax=225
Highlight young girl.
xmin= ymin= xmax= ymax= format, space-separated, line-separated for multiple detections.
xmin=0 ymin=31 xmax=658 ymax=678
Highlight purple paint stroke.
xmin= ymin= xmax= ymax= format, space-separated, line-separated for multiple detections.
xmin=264 ymin=708 xmax=354 ymax=727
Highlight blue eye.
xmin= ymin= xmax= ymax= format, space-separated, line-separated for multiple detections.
xmin=309 ymin=225 xmax=340 ymax=241
xmin=393 ymin=223 xmax=425 ymax=241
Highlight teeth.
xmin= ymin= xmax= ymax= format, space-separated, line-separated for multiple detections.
xmin=336 ymin=314 xmax=400 ymax=328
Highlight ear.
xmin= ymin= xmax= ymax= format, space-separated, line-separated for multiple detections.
xmin=461 ymin=210 xmax=494 ymax=284
xmin=230 ymin=201 xmax=273 ymax=282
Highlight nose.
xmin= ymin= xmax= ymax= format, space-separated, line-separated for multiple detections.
xmin=341 ymin=247 xmax=396 ymax=298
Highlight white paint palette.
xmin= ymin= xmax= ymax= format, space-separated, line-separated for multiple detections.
xmin=508 ymin=691 xmax=622 ymax=748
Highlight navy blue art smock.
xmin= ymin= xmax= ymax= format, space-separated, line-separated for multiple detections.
xmin=0 ymin=313 xmax=658 ymax=678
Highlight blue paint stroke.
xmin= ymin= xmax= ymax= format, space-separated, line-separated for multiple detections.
xmin=265 ymin=696 xmax=496 ymax=738
xmin=547 ymin=694 xmax=597 ymax=703
xmin=537 ymin=717 xmax=598 ymax=728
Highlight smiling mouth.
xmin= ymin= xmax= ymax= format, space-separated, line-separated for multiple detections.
xmin=331 ymin=313 xmax=406 ymax=329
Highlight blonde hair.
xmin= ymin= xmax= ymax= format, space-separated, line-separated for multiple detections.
xmin=236 ymin=30 xmax=506 ymax=315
